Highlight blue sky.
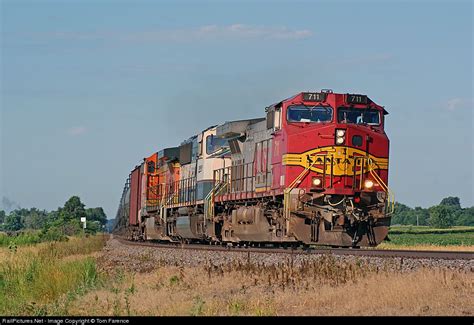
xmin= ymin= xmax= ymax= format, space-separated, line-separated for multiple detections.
xmin=1 ymin=0 xmax=472 ymax=218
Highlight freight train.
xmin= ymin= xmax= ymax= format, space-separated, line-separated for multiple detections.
xmin=113 ymin=90 xmax=393 ymax=247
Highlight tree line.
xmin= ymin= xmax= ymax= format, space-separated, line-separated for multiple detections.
xmin=392 ymin=196 xmax=474 ymax=228
xmin=0 ymin=196 xmax=107 ymax=240
xmin=0 ymin=195 xmax=472 ymax=236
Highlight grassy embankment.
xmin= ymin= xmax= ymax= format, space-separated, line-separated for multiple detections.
xmin=0 ymin=234 xmax=108 ymax=315
xmin=1 ymin=227 xmax=472 ymax=316
xmin=0 ymin=230 xmax=64 ymax=247
xmin=68 ymin=253 xmax=473 ymax=316
xmin=379 ymin=226 xmax=474 ymax=251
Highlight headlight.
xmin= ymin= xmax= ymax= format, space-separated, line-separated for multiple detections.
xmin=336 ymin=137 xmax=345 ymax=144
xmin=312 ymin=177 xmax=322 ymax=187
xmin=364 ymin=180 xmax=374 ymax=189
xmin=335 ymin=129 xmax=346 ymax=145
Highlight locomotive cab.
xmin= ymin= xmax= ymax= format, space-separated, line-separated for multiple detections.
xmin=275 ymin=91 xmax=391 ymax=246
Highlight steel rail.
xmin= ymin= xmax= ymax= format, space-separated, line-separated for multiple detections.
xmin=114 ymin=237 xmax=473 ymax=260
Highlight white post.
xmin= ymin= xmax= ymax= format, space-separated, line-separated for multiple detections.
xmin=80 ymin=217 xmax=87 ymax=229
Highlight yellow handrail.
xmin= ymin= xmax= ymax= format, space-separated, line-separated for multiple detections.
xmin=367 ymin=158 xmax=395 ymax=214
xmin=205 ymin=180 xmax=228 ymax=220
xmin=283 ymin=157 xmax=319 ymax=220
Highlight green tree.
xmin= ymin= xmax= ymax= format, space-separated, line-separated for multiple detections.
xmin=429 ymin=205 xmax=454 ymax=228
xmin=60 ymin=196 xmax=87 ymax=222
xmin=413 ymin=207 xmax=430 ymax=226
xmin=454 ymin=207 xmax=474 ymax=226
xmin=23 ymin=208 xmax=48 ymax=230
xmin=439 ymin=197 xmax=461 ymax=210
xmin=0 ymin=210 xmax=5 ymax=224
xmin=3 ymin=212 xmax=24 ymax=231
xmin=85 ymin=220 xmax=101 ymax=234
xmin=86 ymin=207 xmax=107 ymax=227
xmin=46 ymin=209 xmax=60 ymax=226
xmin=391 ymin=202 xmax=413 ymax=225
xmin=53 ymin=196 xmax=87 ymax=236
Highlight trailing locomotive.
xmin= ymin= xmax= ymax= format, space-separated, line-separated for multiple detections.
xmin=113 ymin=90 xmax=393 ymax=247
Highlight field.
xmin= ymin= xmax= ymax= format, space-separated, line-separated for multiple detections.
xmin=0 ymin=230 xmax=472 ymax=316
xmin=0 ymin=234 xmax=107 ymax=315
xmin=381 ymin=226 xmax=474 ymax=251
xmin=0 ymin=230 xmax=66 ymax=247
xmin=67 ymin=262 xmax=473 ymax=316
xmin=66 ymin=238 xmax=472 ymax=316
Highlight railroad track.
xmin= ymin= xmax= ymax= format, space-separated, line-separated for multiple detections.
xmin=115 ymin=237 xmax=474 ymax=260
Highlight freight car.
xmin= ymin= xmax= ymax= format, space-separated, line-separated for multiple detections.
xmin=113 ymin=90 xmax=393 ymax=247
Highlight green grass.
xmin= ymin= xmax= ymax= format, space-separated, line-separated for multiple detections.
xmin=387 ymin=226 xmax=474 ymax=246
xmin=0 ymin=228 xmax=69 ymax=247
xmin=0 ymin=231 xmax=43 ymax=246
xmin=0 ymin=235 xmax=107 ymax=315
xmin=389 ymin=225 xmax=474 ymax=235
xmin=386 ymin=233 xmax=474 ymax=246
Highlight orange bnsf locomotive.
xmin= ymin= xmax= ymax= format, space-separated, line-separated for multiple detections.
xmin=114 ymin=90 xmax=393 ymax=247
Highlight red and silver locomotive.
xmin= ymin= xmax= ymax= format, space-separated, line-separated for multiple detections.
xmin=114 ymin=90 xmax=393 ymax=247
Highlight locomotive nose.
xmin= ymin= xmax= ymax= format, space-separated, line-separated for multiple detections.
xmin=342 ymin=126 xmax=369 ymax=150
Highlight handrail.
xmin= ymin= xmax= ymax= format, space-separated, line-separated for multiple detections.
xmin=205 ymin=179 xmax=228 ymax=220
xmin=283 ymin=157 xmax=319 ymax=221
xmin=367 ymin=158 xmax=395 ymax=214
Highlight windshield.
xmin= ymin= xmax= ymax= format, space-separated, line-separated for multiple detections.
xmin=206 ymin=135 xmax=228 ymax=155
xmin=337 ymin=108 xmax=380 ymax=125
xmin=287 ymin=105 xmax=333 ymax=123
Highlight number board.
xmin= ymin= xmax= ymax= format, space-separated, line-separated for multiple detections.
xmin=302 ymin=92 xmax=327 ymax=102
xmin=346 ymin=94 xmax=369 ymax=104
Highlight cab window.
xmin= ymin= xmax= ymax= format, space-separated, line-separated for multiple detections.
xmin=338 ymin=108 xmax=380 ymax=125
xmin=206 ymin=135 xmax=228 ymax=155
xmin=287 ymin=105 xmax=332 ymax=123
xmin=147 ymin=161 xmax=155 ymax=173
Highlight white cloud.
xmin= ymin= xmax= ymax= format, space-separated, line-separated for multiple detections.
xmin=332 ymin=54 xmax=393 ymax=66
xmin=199 ymin=25 xmax=218 ymax=33
xmin=32 ymin=24 xmax=312 ymax=43
xmin=68 ymin=126 xmax=87 ymax=136
xmin=446 ymin=98 xmax=464 ymax=111
xmin=166 ymin=24 xmax=313 ymax=41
